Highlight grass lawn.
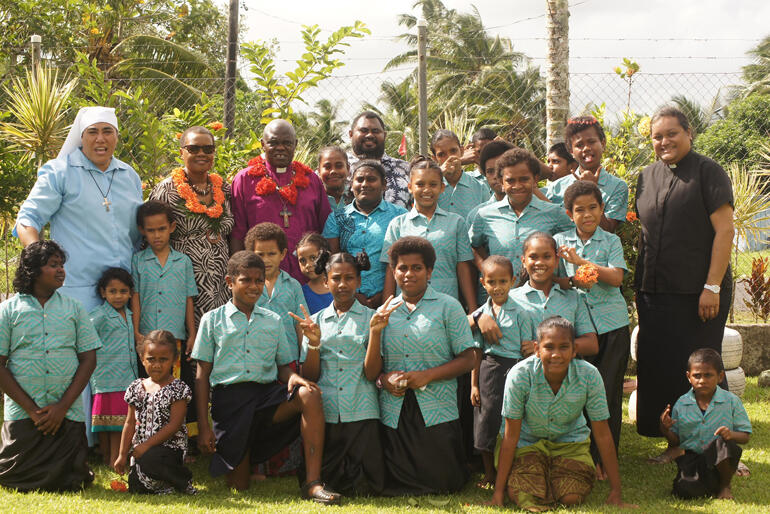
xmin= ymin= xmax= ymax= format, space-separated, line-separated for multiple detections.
xmin=0 ymin=378 xmax=768 ymax=513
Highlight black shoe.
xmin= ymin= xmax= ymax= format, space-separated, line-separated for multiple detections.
xmin=301 ymin=480 xmax=342 ymax=506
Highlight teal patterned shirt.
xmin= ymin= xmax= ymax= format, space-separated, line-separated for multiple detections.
xmin=438 ymin=171 xmax=490 ymax=220
xmin=0 ymin=291 xmax=101 ymax=422
xmin=131 ymin=247 xmax=198 ymax=340
xmin=510 ymin=282 xmax=595 ymax=337
xmin=502 ymin=355 xmax=609 ymax=447
xmin=379 ymin=287 xmax=475 ymax=428
xmin=474 ymin=297 xmax=535 ymax=359
xmin=257 ymin=270 xmax=307 ymax=362
xmin=468 ymin=167 xmax=493 ymax=197
xmin=555 ymin=227 xmax=629 ymax=334
xmin=89 ymin=302 xmax=138 ymax=394
xmin=192 ymin=301 xmax=294 ymax=386
xmin=323 ymin=199 xmax=407 ymax=297
xmin=300 ymin=300 xmax=379 ymax=423
xmin=467 ymin=194 xmax=497 ymax=227
xmin=544 ymin=168 xmax=629 ymax=223
xmin=381 ymin=207 xmax=474 ymax=298
xmin=469 ymin=197 xmax=574 ymax=277
xmin=671 ymin=387 xmax=752 ymax=452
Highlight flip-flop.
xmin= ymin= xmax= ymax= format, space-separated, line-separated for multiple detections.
xmin=736 ymin=461 xmax=751 ymax=477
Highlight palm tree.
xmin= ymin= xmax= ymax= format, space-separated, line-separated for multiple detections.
xmin=740 ymin=35 xmax=770 ymax=97
xmin=545 ymin=0 xmax=570 ymax=147
xmin=363 ymin=78 xmax=420 ymax=157
xmin=671 ymin=94 xmax=721 ymax=137
xmin=294 ymin=99 xmax=348 ymax=166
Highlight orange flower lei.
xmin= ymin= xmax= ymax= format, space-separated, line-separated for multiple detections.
xmin=245 ymin=155 xmax=311 ymax=205
xmin=171 ymin=167 xmax=225 ymax=218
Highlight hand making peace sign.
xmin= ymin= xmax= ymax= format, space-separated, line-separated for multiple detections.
xmin=289 ymin=305 xmax=321 ymax=346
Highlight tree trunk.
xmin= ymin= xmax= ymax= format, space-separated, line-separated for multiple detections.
xmin=545 ymin=0 xmax=570 ymax=147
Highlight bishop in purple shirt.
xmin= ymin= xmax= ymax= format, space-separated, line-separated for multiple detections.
xmin=230 ymin=119 xmax=331 ymax=282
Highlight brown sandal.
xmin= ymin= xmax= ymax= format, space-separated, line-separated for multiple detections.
xmin=301 ymin=480 xmax=342 ymax=505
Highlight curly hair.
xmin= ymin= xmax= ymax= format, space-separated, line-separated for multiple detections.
xmin=351 ymin=159 xmax=386 ymax=183
xmin=13 ymin=240 xmax=67 ymax=294
xmin=244 ymin=222 xmax=288 ymax=253
xmin=227 ymin=250 xmax=265 ymax=278
xmin=136 ymin=200 xmax=175 ymax=228
xmin=96 ymin=267 xmax=133 ymax=297
xmin=563 ymin=180 xmax=603 ymax=211
xmin=388 ymin=236 xmax=436 ymax=270
xmin=179 ymin=125 xmax=215 ymax=148
xmin=565 ymin=116 xmax=606 ymax=148
xmin=495 ymin=147 xmax=541 ymax=178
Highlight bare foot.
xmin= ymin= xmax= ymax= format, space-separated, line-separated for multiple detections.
xmin=250 ymin=473 xmax=267 ymax=482
xmin=647 ymin=446 xmax=683 ymax=464
xmin=736 ymin=461 xmax=751 ymax=477
xmin=595 ymin=463 xmax=608 ymax=481
xmin=716 ymin=486 xmax=734 ymax=500
xmin=476 ymin=475 xmax=495 ymax=489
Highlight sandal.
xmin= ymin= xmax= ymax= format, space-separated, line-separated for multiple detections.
xmin=301 ymin=479 xmax=342 ymax=506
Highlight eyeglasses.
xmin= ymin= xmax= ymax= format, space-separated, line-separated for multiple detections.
xmin=182 ymin=144 xmax=216 ymax=155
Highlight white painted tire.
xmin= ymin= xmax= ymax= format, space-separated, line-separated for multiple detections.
xmin=628 ymin=389 xmax=637 ymax=422
xmin=630 ymin=325 xmax=639 ymax=362
xmin=726 ymin=367 xmax=746 ymax=397
xmin=721 ymin=327 xmax=743 ymax=370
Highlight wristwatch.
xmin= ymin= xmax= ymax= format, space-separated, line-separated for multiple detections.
xmin=703 ymin=284 xmax=721 ymax=294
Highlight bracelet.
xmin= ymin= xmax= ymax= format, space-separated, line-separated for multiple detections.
xmin=307 ymin=342 xmax=321 ymax=351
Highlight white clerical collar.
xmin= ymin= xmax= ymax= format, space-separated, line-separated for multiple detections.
xmin=276 ymin=167 xmax=287 ymax=174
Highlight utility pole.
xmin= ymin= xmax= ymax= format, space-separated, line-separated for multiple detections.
xmin=30 ymin=35 xmax=41 ymax=69
xmin=224 ymin=0 xmax=238 ymax=135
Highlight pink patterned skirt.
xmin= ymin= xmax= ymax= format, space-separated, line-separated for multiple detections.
xmin=91 ymin=391 xmax=128 ymax=432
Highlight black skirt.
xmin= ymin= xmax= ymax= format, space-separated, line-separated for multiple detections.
xmin=381 ymin=390 xmax=469 ymax=496
xmin=209 ymin=381 xmax=300 ymax=477
xmin=636 ymin=289 xmax=730 ymax=436
xmin=673 ymin=437 xmax=741 ymax=498
xmin=318 ymin=419 xmax=385 ymax=496
xmin=129 ymin=445 xmax=193 ymax=494
xmin=474 ymin=354 xmax=520 ymax=453
xmin=0 ymin=419 xmax=91 ymax=491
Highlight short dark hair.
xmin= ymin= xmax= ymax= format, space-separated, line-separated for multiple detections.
xmin=651 ymin=106 xmax=691 ymax=134
xmin=316 ymin=251 xmax=371 ymax=277
xmin=408 ymin=155 xmax=443 ymax=182
xmin=227 ymin=250 xmax=265 ymax=278
xmin=388 ymin=236 xmax=436 ymax=270
xmin=481 ymin=255 xmax=514 ymax=279
xmin=430 ymin=129 xmax=461 ymax=154
xmin=244 ymin=222 xmax=287 ymax=253
xmin=565 ymin=116 xmax=606 ymax=148
xmin=96 ymin=267 xmax=133 ymax=297
xmin=351 ymin=159 xmax=386 ymax=183
xmin=523 ymin=231 xmax=558 ymax=254
xmin=318 ymin=145 xmax=349 ymax=166
xmin=179 ymin=125 xmax=215 ymax=147
xmin=136 ymin=200 xmax=175 ymax=228
xmin=479 ymin=140 xmax=514 ymax=174
xmin=687 ymin=348 xmax=725 ymax=374
xmin=297 ymin=232 xmax=330 ymax=253
xmin=548 ymin=142 xmax=577 ymax=165
xmin=496 ymin=147 xmax=541 ymax=178
xmin=351 ymin=110 xmax=386 ymax=132
xmin=472 ymin=127 xmax=497 ymax=143
xmin=536 ymin=316 xmax=575 ymax=344
xmin=13 ymin=240 xmax=67 ymax=294
xmin=139 ymin=329 xmax=179 ymax=359
xmin=563 ymin=180 xmax=603 ymax=211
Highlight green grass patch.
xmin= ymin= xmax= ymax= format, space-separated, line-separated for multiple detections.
xmin=0 ymin=378 xmax=768 ymax=512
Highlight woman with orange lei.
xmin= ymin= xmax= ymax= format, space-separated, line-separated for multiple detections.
xmin=149 ymin=125 xmax=234 ymax=325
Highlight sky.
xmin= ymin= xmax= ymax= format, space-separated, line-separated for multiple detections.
xmin=236 ymin=0 xmax=770 ymax=122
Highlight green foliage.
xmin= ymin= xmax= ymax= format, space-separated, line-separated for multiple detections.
xmin=614 ymin=58 xmax=640 ymax=111
xmin=242 ymin=22 xmax=369 ymax=124
xmin=740 ymin=34 xmax=770 ymax=97
xmin=293 ymin=99 xmax=348 ymax=168
xmin=696 ymin=94 xmax=770 ymax=168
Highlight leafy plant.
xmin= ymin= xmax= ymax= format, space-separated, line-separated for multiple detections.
xmin=614 ymin=58 xmax=640 ymax=112
xmin=742 ymin=257 xmax=770 ymax=322
xmin=241 ymin=22 xmax=369 ymax=124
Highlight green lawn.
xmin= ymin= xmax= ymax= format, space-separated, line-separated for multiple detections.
xmin=0 ymin=378 xmax=768 ymax=513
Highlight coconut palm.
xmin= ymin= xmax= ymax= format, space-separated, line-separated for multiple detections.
xmin=739 ymin=35 xmax=770 ymax=97
xmin=671 ymin=94 xmax=721 ymax=138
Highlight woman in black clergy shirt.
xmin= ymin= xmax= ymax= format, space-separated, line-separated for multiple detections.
xmin=634 ymin=106 xmax=734 ymax=461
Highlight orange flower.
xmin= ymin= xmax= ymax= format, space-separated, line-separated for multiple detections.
xmin=110 ymin=479 xmax=128 ymax=492
xmin=172 ymin=167 xmax=226 ymax=219
xmin=575 ymin=263 xmax=599 ymax=286
xmin=175 ymin=132 xmax=182 ymax=140
xmin=209 ymin=122 xmax=224 ymax=131
xmin=626 ymin=211 xmax=638 ymax=222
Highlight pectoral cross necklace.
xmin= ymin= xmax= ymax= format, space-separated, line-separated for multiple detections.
xmin=87 ymin=169 xmax=117 ymax=212
xmin=280 ymin=202 xmax=292 ymax=228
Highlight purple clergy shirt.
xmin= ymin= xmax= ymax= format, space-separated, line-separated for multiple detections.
xmin=231 ymin=159 xmax=332 ymax=283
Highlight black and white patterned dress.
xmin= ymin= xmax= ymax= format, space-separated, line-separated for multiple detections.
xmin=149 ymin=176 xmax=234 ymax=325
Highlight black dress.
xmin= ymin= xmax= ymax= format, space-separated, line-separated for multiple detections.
xmin=634 ymin=150 xmax=733 ymax=436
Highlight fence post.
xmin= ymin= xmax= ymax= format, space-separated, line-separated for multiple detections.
xmin=30 ymin=34 xmax=41 ymax=69
xmin=224 ymin=0 xmax=238 ymax=135
xmin=417 ymin=19 xmax=429 ymax=156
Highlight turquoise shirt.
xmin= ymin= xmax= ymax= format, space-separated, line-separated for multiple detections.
xmin=300 ymin=300 xmax=379 ymax=423
xmin=323 ymin=199 xmax=407 ymax=297
xmin=555 ymin=227 xmax=629 ymax=334
xmin=671 ymin=387 xmax=752 ymax=452
xmin=474 ymin=297 xmax=535 ymax=359
xmin=467 ymin=194 xmax=497 ymax=226
xmin=544 ymin=168 xmax=629 ymax=223
xmin=380 ymin=207 xmax=474 ymax=298
xmin=0 ymin=291 xmax=101 ymax=422
xmin=510 ymin=282 xmax=594 ymax=337
xmin=192 ymin=301 xmax=294 ymax=386
xmin=327 ymin=194 xmax=351 ymax=213
xmin=469 ymin=197 xmax=574 ymax=277
xmin=468 ymin=167 xmax=493 ymax=197
xmin=132 ymin=247 xmax=198 ymax=340
xmin=502 ymin=355 xmax=609 ymax=447
xmin=257 ymin=270 xmax=306 ymax=362
xmin=89 ymin=302 xmax=138 ymax=394
xmin=14 ymin=149 xmax=143 ymax=310
xmin=438 ymin=172 xmax=490 ymax=220
xmin=380 ymin=287 xmax=475 ymax=428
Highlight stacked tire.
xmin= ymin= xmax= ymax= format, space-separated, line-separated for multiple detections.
xmin=722 ymin=327 xmax=746 ymax=397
